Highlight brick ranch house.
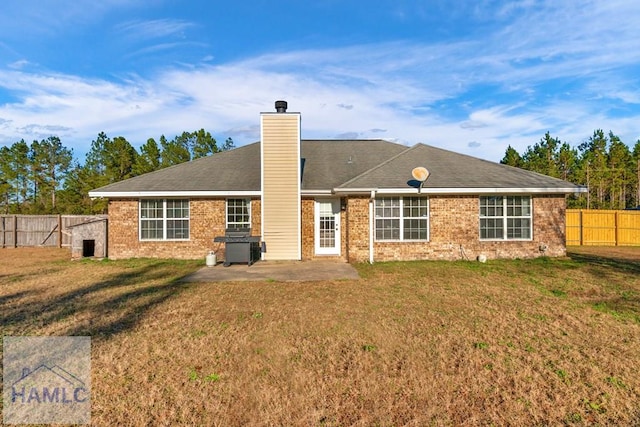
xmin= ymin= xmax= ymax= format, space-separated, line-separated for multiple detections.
xmin=89 ymin=101 xmax=586 ymax=263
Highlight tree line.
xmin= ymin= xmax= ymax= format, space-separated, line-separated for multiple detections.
xmin=0 ymin=130 xmax=234 ymax=215
xmin=501 ymin=130 xmax=640 ymax=209
xmin=3 ymin=127 xmax=638 ymax=215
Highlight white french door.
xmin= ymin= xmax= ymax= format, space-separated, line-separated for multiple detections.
xmin=315 ymin=198 xmax=341 ymax=255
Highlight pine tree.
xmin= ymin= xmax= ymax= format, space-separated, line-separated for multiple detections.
xmin=607 ymin=132 xmax=633 ymax=209
xmin=500 ymin=145 xmax=522 ymax=167
xmin=103 ymin=136 xmax=137 ymax=182
xmin=134 ymin=138 xmax=161 ymax=175
xmin=221 ymin=137 xmax=235 ymax=151
xmin=0 ymin=146 xmax=11 ymax=213
xmin=522 ymin=132 xmax=560 ymax=177
xmin=632 ymin=140 xmax=640 ymax=208
xmin=578 ymin=130 xmax=609 ymax=209
xmin=191 ymin=129 xmax=218 ymax=159
xmin=160 ymin=134 xmax=190 ymax=167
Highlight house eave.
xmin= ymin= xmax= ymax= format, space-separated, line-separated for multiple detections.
xmin=301 ymin=189 xmax=334 ymax=196
xmin=424 ymin=187 xmax=588 ymax=195
xmin=334 ymin=187 xmax=587 ymax=195
xmin=89 ymin=186 xmax=587 ymax=198
xmin=88 ymin=190 xmax=262 ymax=198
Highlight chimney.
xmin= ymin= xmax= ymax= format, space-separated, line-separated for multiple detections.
xmin=260 ymin=100 xmax=301 ymax=260
xmin=275 ymin=100 xmax=288 ymax=113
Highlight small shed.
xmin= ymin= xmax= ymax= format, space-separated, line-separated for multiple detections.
xmin=69 ymin=217 xmax=108 ymax=259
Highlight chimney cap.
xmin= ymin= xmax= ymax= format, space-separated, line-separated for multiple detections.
xmin=275 ymin=100 xmax=288 ymax=113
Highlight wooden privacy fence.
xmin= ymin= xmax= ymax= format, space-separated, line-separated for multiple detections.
xmin=566 ymin=209 xmax=640 ymax=246
xmin=0 ymin=215 xmax=106 ymax=248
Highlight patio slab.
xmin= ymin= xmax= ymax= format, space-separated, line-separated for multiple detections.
xmin=181 ymin=259 xmax=360 ymax=282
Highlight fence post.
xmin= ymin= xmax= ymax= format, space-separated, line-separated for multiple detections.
xmin=579 ymin=210 xmax=583 ymax=246
xmin=58 ymin=214 xmax=62 ymax=248
xmin=615 ymin=211 xmax=619 ymax=246
xmin=13 ymin=215 xmax=18 ymax=248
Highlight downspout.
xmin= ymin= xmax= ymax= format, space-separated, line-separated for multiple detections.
xmin=369 ymin=190 xmax=375 ymax=264
xmin=344 ymin=197 xmax=350 ymax=263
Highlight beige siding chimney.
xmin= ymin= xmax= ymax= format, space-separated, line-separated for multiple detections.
xmin=260 ymin=101 xmax=301 ymax=260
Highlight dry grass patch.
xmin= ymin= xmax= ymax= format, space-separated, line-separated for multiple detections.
xmin=1 ymin=247 xmax=640 ymax=425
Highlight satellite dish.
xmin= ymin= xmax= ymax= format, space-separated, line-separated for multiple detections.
xmin=411 ymin=166 xmax=430 ymax=193
xmin=412 ymin=167 xmax=430 ymax=182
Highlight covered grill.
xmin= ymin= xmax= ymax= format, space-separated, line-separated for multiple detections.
xmin=213 ymin=228 xmax=261 ymax=267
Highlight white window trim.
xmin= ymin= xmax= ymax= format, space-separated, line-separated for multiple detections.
xmin=374 ymin=196 xmax=430 ymax=242
xmin=226 ymin=198 xmax=252 ymax=228
xmin=139 ymin=198 xmax=190 ymax=241
xmin=479 ymin=195 xmax=533 ymax=241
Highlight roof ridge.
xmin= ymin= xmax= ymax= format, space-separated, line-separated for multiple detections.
xmin=337 ymin=143 xmax=418 ymax=188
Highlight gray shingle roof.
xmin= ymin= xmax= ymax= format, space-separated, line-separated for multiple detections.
xmin=301 ymin=140 xmax=407 ymax=189
xmin=338 ymin=143 xmax=580 ymax=190
xmin=91 ymin=142 xmax=261 ymax=193
xmin=89 ymin=139 xmax=584 ymax=196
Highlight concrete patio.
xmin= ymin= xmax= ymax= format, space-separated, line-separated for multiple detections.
xmin=182 ymin=259 xmax=360 ymax=282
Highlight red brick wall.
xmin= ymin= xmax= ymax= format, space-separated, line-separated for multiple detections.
xmin=345 ymin=196 xmax=371 ymax=262
xmin=251 ymin=199 xmax=262 ymax=237
xmin=301 ymin=198 xmax=314 ymax=259
xmin=339 ymin=197 xmax=348 ymax=260
xmin=345 ymin=195 xmax=567 ymax=262
xmin=107 ymin=198 xmax=260 ymax=260
xmin=107 ymin=195 xmax=567 ymax=262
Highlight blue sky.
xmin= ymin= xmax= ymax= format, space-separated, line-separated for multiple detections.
xmin=1 ymin=0 xmax=639 ymax=162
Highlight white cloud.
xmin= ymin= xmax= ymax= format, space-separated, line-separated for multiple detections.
xmin=460 ymin=120 xmax=488 ymax=130
xmin=7 ymin=60 xmax=30 ymax=70
xmin=0 ymin=0 xmax=639 ymax=162
xmin=115 ymin=19 xmax=194 ymax=40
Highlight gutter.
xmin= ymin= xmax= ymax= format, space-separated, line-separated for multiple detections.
xmin=89 ymin=185 xmax=587 ymax=199
xmin=88 ymin=190 xmax=262 ymax=198
xmin=334 ymin=187 xmax=587 ymax=195
xmin=300 ymin=189 xmax=334 ymax=196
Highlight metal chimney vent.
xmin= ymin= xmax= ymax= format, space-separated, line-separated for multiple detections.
xmin=275 ymin=100 xmax=288 ymax=113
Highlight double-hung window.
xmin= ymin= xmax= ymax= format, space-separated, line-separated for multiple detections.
xmin=226 ymin=199 xmax=251 ymax=228
xmin=375 ymin=197 xmax=429 ymax=241
xmin=479 ymin=196 xmax=531 ymax=240
xmin=140 ymin=199 xmax=190 ymax=240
